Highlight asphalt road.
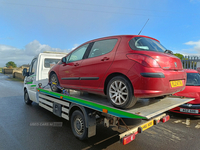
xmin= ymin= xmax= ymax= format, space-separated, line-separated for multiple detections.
xmin=0 ymin=73 xmax=200 ymax=150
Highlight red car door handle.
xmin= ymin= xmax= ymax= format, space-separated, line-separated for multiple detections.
xmin=74 ymin=63 xmax=79 ymax=66
xmin=101 ymin=57 xmax=109 ymax=61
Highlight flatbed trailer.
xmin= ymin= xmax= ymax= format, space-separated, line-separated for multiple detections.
xmin=37 ymin=88 xmax=193 ymax=145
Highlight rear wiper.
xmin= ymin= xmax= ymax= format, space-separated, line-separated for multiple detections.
xmin=164 ymin=50 xmax=173 ymax=55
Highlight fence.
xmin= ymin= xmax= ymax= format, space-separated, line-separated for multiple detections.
xmin=181 ymin=56 xmax=200 ymax=70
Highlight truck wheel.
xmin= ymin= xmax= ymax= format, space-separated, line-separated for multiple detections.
xmin=24 ymin=89 xmax=32 ymax=105
xmin=107 ymin=76 xmax=137 ymax=109
xmin=71 ymin=110 xmax=88 ymax=140
xmin=50 ymin=73 xmax=61 ymax=93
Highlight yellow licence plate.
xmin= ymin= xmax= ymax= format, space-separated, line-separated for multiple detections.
xmin=141 ymin=120 xmax=154 ymax=131
xmin=170 ymin=80 xmax=183 ymax=88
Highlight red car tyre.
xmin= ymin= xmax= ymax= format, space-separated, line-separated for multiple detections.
xmin=107 ymin=76 xmax=137 ymax=109
xmin=50 ymin=73 xmax=61 ymax=93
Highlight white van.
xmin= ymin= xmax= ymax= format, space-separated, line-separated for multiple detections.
xmin=23 ymin=52 xmax=67 ymax=104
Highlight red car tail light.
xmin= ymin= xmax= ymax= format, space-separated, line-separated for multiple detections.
xmin=126 ymin=54 xmax=160 ymax=68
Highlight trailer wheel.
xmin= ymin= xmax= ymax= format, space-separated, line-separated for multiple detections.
xmin=71 ymin=110 xmax=88 ymax=140
xmin=24 ymin=89 xmax=32 ymax=105
xmin=107 ymin=76 xmax=137 ymax=109
xmin=50 ymin=73 xmax=61 ymax=93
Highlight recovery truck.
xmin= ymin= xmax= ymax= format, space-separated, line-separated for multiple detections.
xmin=23 ymin=52 xmax=193 ymax=145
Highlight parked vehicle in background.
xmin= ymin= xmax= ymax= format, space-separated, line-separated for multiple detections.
xmin=171 ymin=69 xmax=200 ymax=115
xmin=49 ymin=35 xmax=186 ymax=109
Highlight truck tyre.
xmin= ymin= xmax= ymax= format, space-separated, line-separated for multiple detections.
xmin=24 ymin=89 xmax=32 ymax=105
xmin=71 ymin=110 xmax=88 ymax=140
xmin=107 ymin=76 xmax=137 ymax=109
xmin=50 ymin=73 xmax=61 ymax=93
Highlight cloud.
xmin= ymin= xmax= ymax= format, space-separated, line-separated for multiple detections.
xmin=173 ymin=40 xmax=200 ymax=57
xmin=0 ymin=45 xmax=26 ymax=67
xmin=185 ymin=40 xmax=200 ymax=51
xmin=24 ymin=40 xmax=64 ymax=56
xmin=0 ymin=40 xmax=73 ymax=67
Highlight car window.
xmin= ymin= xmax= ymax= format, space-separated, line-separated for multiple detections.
xmin=44 ymin=59 xmax=61 ymax=68
xmin=65 ymin=54 xmax=70 ymax=62
xmin=88 ymin=39 xmax=118 ymax=58
xmin=68 ymin=44 xmax=89 ymax=62
xmin=129 ymin=37 xmax=166 ymax=52
xmin=186 ymin=73 xmax=200 ymax=86
xmin=29 ymin=59 xmax=37 ymax=75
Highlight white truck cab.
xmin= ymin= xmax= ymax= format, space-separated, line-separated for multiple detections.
xmin=23 ymin=52 xmax=67 ymax=104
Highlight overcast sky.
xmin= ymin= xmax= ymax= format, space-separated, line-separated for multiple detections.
xmin=0 ymin=0 xmax=200 ymax=67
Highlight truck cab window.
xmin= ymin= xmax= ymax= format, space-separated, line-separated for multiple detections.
xmin=44 ymin=59 xmax=61 ymax=68
xmin=29 ymin=59 xmax=37 ymax=75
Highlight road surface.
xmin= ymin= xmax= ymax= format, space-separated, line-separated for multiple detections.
xmin=0 ymin=73 xmax=200 ymax=150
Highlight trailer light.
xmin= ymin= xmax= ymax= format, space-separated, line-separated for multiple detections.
xmin=122 ymin=133 xmax=135 ymax=145
xmin=154 ymin=119 xmax=160 ymax=125
xmin=60 ymin=96 xmax=63 ymax=99
xmin=38 ymin=90 xmax=40 ymax=92
xmin=138 ymin=127 xmax=143 ymax=133
xmin=102 ymin=109 xmax=108 ymax=113
xmin=161 ymin=115 xmax=170 ymax=123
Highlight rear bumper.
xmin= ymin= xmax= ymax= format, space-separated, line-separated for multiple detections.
xmin=180 ymin=103 xmax=200 ymax=109
xmin=132 ymin=75 xmax=186 ymax=98
xmin=170 ymin=104 xmax=200 ymax=116
xmin=127 ymin=66 xmax=186 ymax=98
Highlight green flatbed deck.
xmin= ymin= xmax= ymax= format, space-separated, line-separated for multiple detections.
xmin=38 ymin=88 xmax=193 ymax=119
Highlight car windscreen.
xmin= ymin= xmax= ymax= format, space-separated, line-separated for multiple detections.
xmin=129 ymin=37 xmax=166 ymax=52
xmin=44 ymin=58 xmax=61 ymax=68
xmin=186 ymin=73 xmax=200 ymax=86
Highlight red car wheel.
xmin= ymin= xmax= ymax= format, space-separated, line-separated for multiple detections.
xmin=107 ymin=76 xmax=137 ymax=109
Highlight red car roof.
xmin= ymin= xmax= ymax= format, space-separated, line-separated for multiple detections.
xmin=87 ymin=35 xmax=160 ymax=43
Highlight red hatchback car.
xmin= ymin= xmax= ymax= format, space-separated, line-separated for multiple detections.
xmin=49 ymin=35 xmax=186 ymax=109
xmin=171 ymin=69 xmax=200 ymax=115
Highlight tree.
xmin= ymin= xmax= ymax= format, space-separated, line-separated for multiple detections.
xmin=174 ymin=53 xmax=184 ymax=60
xmin=6 ymin=61 xmax=17 ymax=68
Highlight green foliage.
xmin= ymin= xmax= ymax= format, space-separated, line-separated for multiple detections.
xmin=0 ymin=68 xmax=2 ymax=73
xmin=6 ymin=61 xmax=17 ymax=68
xmin=174 ymin=53 xmax=184 ymax=60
